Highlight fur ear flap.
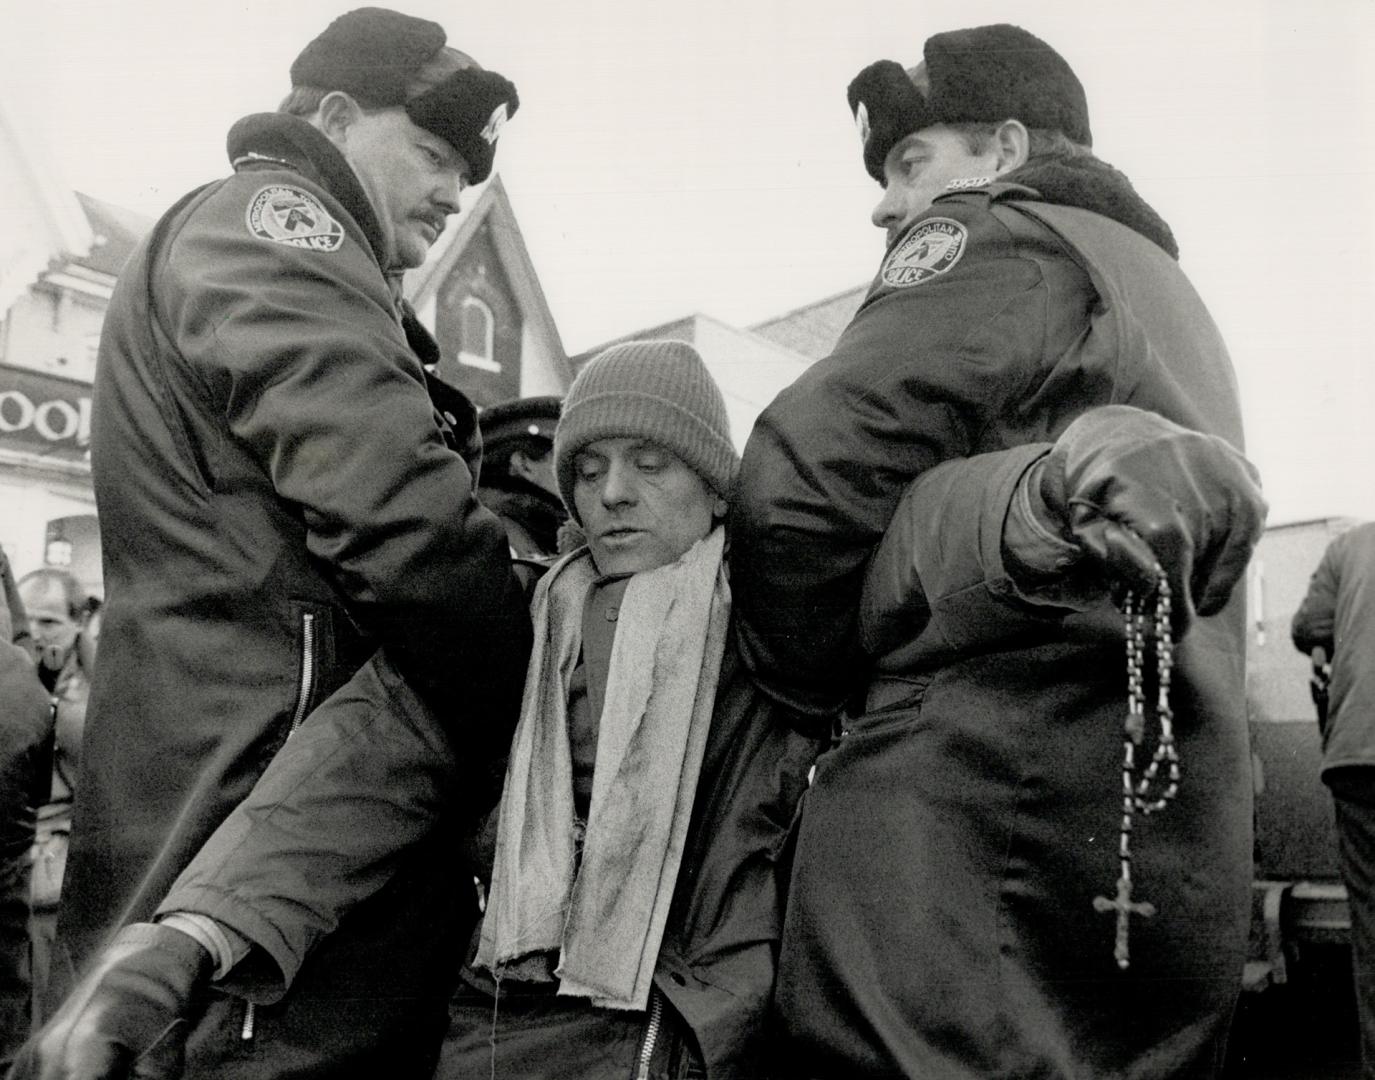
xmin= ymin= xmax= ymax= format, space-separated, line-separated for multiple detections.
xmin=847 ymin=60 xmax=933 ymax=184
xmin=405 ymin=69 xmax=519 ymax=184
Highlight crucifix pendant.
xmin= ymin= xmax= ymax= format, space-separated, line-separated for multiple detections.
xmin=1094 ymin=873 xmax=1157 ymax=970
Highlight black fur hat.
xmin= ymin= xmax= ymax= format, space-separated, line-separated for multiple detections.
xmin=848 ymin=24 xmax=1091 ymax=183
xmin=290 ymin=7 xmax=518 ymax=182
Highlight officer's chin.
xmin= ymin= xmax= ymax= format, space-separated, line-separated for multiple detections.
xmin=391 ymin=240 xmax=430 ymax=272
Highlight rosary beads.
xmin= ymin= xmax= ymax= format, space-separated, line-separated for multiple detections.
xmin=1093 ymin=567 xmax=1179 ymax=971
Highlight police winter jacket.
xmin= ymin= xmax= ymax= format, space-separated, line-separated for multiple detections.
xmin=733 ymin=157 xmax=1252 ymax=1078
xmin=55 ymin=113 xmax=531 ymax=1074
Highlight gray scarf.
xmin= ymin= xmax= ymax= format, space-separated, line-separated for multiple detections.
xmin=475 ymin=528 xmax=729 ymax=1010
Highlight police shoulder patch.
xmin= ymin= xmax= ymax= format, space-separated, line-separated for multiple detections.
xmin=246 ymin=185 xmax=345 ymax=252
xmin=881 ymin=217 xmax=968 ymax=288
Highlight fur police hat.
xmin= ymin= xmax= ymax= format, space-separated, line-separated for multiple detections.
xmin=554 ymin=340 xmax=739 ymax=521
xmin=290 ymin=7 xmax=518 ymax=182
xmin=848 ymin=24 xmax=1091 ymax=183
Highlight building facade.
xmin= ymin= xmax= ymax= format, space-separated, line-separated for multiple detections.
xmin=0 ymin=189 xmax=143 ymax=594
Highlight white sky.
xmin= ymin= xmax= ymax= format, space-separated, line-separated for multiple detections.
xmin=1 ymin=0 xmax=1372 ymax=525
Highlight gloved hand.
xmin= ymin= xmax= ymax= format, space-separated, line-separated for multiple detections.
xmin=8 ymin=922 xmax=212 ymax=1080
xmin=1014 ymin=405 xmax=1266 ymax=633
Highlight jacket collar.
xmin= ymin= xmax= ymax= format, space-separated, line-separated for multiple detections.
xmin=1000 ymin=155 xmax=1179 ymax=259
xmin=225 ymin=113 xmax=387 ymax=265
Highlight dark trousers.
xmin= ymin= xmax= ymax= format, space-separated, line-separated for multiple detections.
xmin=1327 ymin=765 xmax=1375 ymax=1079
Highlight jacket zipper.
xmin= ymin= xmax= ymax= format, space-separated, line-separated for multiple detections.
xmin=287 ymin=611 xmax=317 ymax=738
xmin=243 ymin=610 xmax=317 ymax=1040
xmin=243 ymin=610 xmax=315 ymax=1043
xmin=633 ymin=988 xmax=664 ymax=1080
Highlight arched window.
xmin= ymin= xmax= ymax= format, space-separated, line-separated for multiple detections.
xmin=458 ymin=296 xmax=499 ymax=372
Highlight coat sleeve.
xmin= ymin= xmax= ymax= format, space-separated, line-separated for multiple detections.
xmin=731 ymin=201 xmax=1053 ymax=719
xmin=160 ymin=179 xmax=530 ymax=730
xmin=1292 ymin=541 xmax=1340 ymax=656
xmin=155 ymin=653 xmax=457 ymax=1001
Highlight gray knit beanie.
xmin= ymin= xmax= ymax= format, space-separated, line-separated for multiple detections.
xmin=555 ymin=339 xmax=739 ymax=521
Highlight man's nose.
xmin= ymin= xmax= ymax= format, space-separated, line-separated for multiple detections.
xmin=871 ymin=186 xmax=904 ymax=231
xmin=600 ymin=460 xmax=636 ymax=506
xmin=433 ymin=173 xmax=465 ymax=217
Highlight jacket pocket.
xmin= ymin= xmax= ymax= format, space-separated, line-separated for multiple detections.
xmin=844 ymin=673 xmax=932 ymax=738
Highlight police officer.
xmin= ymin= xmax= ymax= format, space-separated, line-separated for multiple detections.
xmin=475 ymin=395 xmax=565 ymax=560
xmin=18 ymin=9 xmax=532 ymax=1078
xmin=732 ymin=24 xmax=1266 ymax=1079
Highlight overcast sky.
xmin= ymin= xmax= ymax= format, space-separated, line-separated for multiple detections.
xmin=2 ymin=0 xmax=1372 ymax=525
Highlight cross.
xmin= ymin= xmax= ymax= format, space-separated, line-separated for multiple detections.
xmin=1094 ymin=874 xmax=1156 ymax=970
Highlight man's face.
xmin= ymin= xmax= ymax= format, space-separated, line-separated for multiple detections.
xmin=336 ymin=106 xmax=471 ymax=270
xmin=572 ymin=437 xmax=725 ymax=576
xmin=19 ymin=577 xmax=80 ymax=673
xmin=871 ymin=125 xmax=1000 ymax=246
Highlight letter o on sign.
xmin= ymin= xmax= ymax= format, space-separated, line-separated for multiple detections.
xmin=0 ymin=390 xmax=35 ymax=433
xmin=35 ymin=400 xmax=80 ymax=441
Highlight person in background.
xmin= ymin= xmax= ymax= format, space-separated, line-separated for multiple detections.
xmin=437 ymin=340 xmax=820 ymax=1079
xmin=19 ymin=8 xmax=531 ymax=1078
xmin=0 ymin=555 xmax=51 ymax=1070
xmin=730 ymin=23 xmax=1267 ymax=1079
xmin=475 ymin=395 xmax=566 ymax=561
xmin=14 ymin=570 xmax=92 ymax=1035
xmin=1291 ymin=521 xmax=1375 ymax=1075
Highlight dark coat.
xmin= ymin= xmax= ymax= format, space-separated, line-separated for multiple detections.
xmin=0 ymin=642 xmax=50 ymax=1069
xmin=478 ymin=480 xmax=567 ymax=560
xmin=437 ymin=626 xmax=821 ymax=1080
xmin=55 ymin=113 xmax=531 ymax=1074
xmin=732 ymin=159 xmax=1252 ymax=1079
xmin=1292 ymin=521 xmax=1375 ymax=775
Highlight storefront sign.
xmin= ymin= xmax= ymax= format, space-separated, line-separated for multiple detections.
xmin=0 ymin=365 xmax=92 ymax=464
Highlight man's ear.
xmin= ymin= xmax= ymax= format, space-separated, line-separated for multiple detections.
xmin=317 ymin=90 xmax=364 ymax=147
xmin=991 ymin=119 xmax=1031 ymax=175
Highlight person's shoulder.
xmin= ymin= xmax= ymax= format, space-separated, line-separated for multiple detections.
xmin=868 ymin=187 xmax=1032 ymax=298
xmin=178 ymin=169 xmax=353 ymax=258
xmin=1332 ymin=522 xmax=1375 ymax=560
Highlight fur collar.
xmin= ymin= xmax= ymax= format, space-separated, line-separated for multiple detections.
xmin=1003 ymin=155 xmax=1179 ymax=259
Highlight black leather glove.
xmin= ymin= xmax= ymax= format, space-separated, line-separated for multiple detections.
xmin=1022 ymin=405 xmax=1266 ymax=632
xmin=9 ymin=923 xmax=212 ymax=1080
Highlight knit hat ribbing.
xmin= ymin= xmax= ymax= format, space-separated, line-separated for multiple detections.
xmin=555 ymin=340 xmax=739 ymax=521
